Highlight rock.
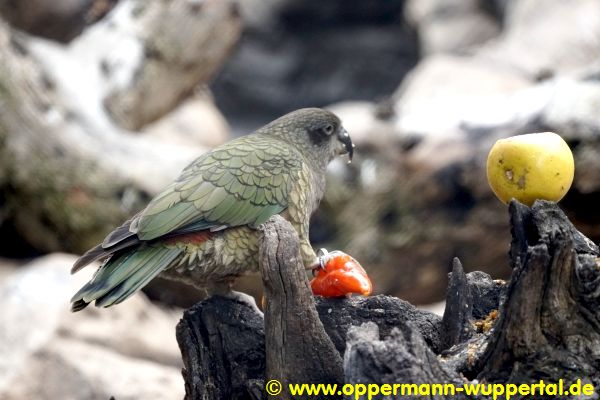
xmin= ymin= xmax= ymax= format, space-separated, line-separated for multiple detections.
xmin=212 ymin=0 xmax=418 ymax=130
xmin=59 ymin=292 xmax=183 ymax=367
xmin=3 ymin=338 xmax=183 ymax=400
xmin=0 ymin=0 xmax=116 ymax=43
xmin=570 ymin=139 xmax=600 ymax=196
xmin=0 ymin=254 xmax=84 ymax=392
xmin=142 ymin=91 xmax=230 ymax=149
xmin=235 ymin=0 xmax=282 ymax=30
xmin=0 ymin=254 xmax=184 ymax=400
xmin=405 ymin=0 xmax=500 ymax=54
xmin=143 ymin=276 xmax=206 ymax=309
xmin=393 ymin=53 xmax=531 ymax=142
xmin=97 ymin=0 xmax=242 ymax=131
xmin=326 ymin=101 xmax=398 ymax=149
xmin=541 ymin=78 xmax=600 ymax=142
xmin=0 ymin=257 xmax=20 ymax=281
xmin=479 ymin=0 xmax=600 ymax=77
xmin=0 ymin=0 xmax=237 ymax=256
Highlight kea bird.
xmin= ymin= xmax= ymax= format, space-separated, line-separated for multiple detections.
xmin=71 ymin=108 xmax=354 ymax=311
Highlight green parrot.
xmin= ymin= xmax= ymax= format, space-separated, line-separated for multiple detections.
xmin=70 ymin=108 xmax=353 ymax=311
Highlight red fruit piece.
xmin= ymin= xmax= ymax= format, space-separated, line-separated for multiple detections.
xmin=310 ymin=253 xmax=372 ymax=297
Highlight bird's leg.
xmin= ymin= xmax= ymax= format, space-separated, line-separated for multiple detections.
xmin=207 ymin=279 xmax=263 ymax=316
xmin=307 ymin=257 xmax=321 ymax=271
xmin=301 ymin=240 xmax=329 ymax=271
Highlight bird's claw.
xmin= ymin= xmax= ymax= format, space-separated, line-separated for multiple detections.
xmin=313 ymin=248 xmax=345 ymax=275
xmin=317 ymin=248 xmax=329 ymax=270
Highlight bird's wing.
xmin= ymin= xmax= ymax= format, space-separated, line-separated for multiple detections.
xmin=131 ymin=135 xmax=302 ymax=240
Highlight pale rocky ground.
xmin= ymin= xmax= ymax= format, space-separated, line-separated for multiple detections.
xmin=0 ymin=254 xmax=184 ymax=400
xmin=142 ymin=90 xmax=230 ymax=149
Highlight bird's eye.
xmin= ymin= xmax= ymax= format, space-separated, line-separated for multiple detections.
xmin=323 ymin=124 xmax=334 ymax=135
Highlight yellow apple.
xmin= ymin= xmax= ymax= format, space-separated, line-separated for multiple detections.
xmin=486 ymin=132 xmax=574 ymax=206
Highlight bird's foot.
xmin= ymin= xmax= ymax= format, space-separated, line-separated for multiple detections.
xmin=207 ymin=281 xmax=263 ymax=316
xmin=225 ymin=290 xmax=263 ymax=317
xmin=309 ymin=248 xmax=345 ymax=275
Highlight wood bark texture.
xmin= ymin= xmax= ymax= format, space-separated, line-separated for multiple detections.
xmin=176 ymin=296 xmax=266 ymax=400
xmin=176 ymin=201 xmax=600 ymax=400
xmin=478 ymin=200 xmax=600 ymax=384
xmin=258 ymin=215 xmax=344 ymax=399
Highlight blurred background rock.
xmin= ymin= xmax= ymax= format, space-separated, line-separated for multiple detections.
xmin=1 ymin=0 xmax=600 ymax=398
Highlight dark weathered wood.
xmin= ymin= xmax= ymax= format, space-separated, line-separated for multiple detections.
xmin=315 ymin=295 xmax=442 ymax=354
xmin=344 ymin=322 xmax=466 ymax=399
xmin=176 ymin=296 xmax=266 ymax=400
xmin=441 ymin=257 xmax=473 ymax=350
xmin=466 ymin=271 xmax=505 ymax=320
xmin=437 ymin=268 xmax=504 ymax=377
xmin=259 ymin=215 xmax=344 ymax=399
xmin=176 ymin=200 xmax=600 ymax=398
xmin=478 ymin=200 xmax=600 ymax=385
xmin=175 ymin=293 xmax=441 ymax=399
xmin=339 ymin=200 xmax=600 ymax=391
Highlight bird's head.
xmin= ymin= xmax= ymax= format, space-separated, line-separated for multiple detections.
xmin=260 ymin=108 xmax=354 ymax=168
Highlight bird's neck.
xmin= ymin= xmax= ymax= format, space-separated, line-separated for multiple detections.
xmin=258 ymin=132 xmax=331 ymax=172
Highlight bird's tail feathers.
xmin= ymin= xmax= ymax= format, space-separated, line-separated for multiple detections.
xmin=70 ymin=246 xmax=180 ymax=312
xmin=71 ymin=237 xmax=137 ymax=274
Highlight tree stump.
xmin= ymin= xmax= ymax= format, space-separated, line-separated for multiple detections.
xmin=259 ymin=216 xmax=344 ymax=399
xmin=177 ymin=200 xmax=600 ymax=400
xmin=478 ymin=200 xmax=600 ymax=384
xmin=175 ymin=296 xmax=266 ymax=400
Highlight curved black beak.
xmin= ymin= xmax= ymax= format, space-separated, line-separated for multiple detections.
xmin=338 ymin=127 xmax=354 ymax=161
